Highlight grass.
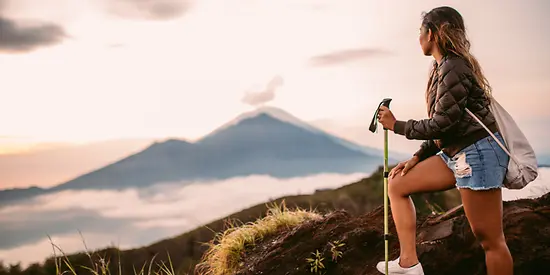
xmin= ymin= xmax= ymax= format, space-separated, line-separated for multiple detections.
xmin=45 ymin=234 xmax=180 ymax=275
xmin=195 ymin=200 xmax=321 ymax=275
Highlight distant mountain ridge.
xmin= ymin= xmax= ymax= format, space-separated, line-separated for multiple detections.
xmin=0 ymin=138 xmax=153 ymax=189
xmin=0 ymin=107 xmax=395 ymax=205
xmin=207 ymin=106 xmax=385 ymax=156
xmin=538 ymin=154 xmax=550 ymax=166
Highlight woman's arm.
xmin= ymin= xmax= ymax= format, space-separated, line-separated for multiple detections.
xmin=414 ymin=140 xmax=440 ymax=161
xmin=393 ymin=58 xmax=471 ymax=140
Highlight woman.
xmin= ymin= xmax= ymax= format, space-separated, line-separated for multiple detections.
xmin=376 ymin=6 xmax=513 ymax=275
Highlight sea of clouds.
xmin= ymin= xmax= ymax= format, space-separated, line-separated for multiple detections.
xmin=1 ymin=168 xmax=549 ymax=267
xmin=0 ymin=172 xmax=366 ymax=266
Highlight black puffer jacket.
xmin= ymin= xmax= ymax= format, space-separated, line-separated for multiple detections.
xmin=393 ymin=54 xmax=498 ymax=160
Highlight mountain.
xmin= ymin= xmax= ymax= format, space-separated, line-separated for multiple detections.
xmin=0 ymin=138 xmax=154 ymax=189
xmin=208 ymin=106 xmax=386 ymax=157
xmin=0 ymin=107 xmax=390 ymax=204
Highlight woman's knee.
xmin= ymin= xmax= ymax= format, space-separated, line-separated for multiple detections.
xmin=472 ymin=228 xmax=507 ymax=251
xmin=388 ymin=175 xmax=409 ymax=198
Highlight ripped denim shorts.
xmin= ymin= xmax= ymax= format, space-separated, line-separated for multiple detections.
xmin=438 ymin=132 xmax=509 ymax=190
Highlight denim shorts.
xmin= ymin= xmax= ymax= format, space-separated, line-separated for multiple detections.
xmin=438 ymin=132 xmax=509 ymax=190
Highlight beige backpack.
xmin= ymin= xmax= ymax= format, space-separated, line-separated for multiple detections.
xmin=466 ymin=97 xmax=539 ymax=189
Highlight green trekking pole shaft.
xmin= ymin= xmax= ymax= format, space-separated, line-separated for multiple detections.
xmin=368 ymin=98 xmax=392 ymax=275
xmin=384 ymin=127 xmax=389 ymax=275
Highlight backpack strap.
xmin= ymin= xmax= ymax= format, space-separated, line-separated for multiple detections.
xmin=465 ymin=108 xmax=513 ymax=160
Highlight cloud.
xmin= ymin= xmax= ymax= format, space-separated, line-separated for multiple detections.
xmin=0 ymin=208 xmax=133 ymax=250
xmin=241 ymin=75 xmax=284 ymax=107
xmin=309 ymin=47 xmax=392 ymax=67
xmin=107 ymin=43 xmax=125 ymax=48
xmin=103 ymin=0 xmax=193 ymax=21
xmin=0 ymin=17 xmax=67 ymax=53
xmin=0 ymin=172 xmax=366 ymax=265
xmin=1 ymin=168 xmax=549 ymax=266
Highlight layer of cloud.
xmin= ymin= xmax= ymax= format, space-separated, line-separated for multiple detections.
xmin=0 ymin=17 xmax=66 ymax=53
xmin=309 ymin=47 xmax=391 ymax=67
xmin=1 ymin=167 xmax=550 ymax=267
xmin=502 ymin=168 xmax=550 ymax=201
xmin=0 ymin=208 xmax=133 ymax=249
xmin=241 ymin=75 xmax=284 ymax=107
xmin=0 ymin=172 xmax=367 ymax=266
xmin=103 ymin=0 xmax=193 ymax=21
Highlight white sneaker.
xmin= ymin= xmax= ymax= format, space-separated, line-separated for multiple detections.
xmin=376 ymin=257 xmax=424 ymax=275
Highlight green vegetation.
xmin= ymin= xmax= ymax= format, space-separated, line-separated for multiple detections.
xmin=329 ymin=240 xmax=345 ymax=262
xmin=304 ymin=240 xmax=346 ymax=274
xmin=306 ymin=250 xmax=325 ymax=275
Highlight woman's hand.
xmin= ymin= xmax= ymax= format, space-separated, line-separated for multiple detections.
xmin=377 ymin=106 xmax=397 ymax=131
xmin=388 ymin=155 xmax=420 ymax=179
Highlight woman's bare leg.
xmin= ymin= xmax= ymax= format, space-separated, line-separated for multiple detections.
xmin=459 ymin=188 xmax=513 ymax=275
xmin=388 ymin=155 xmax=456 ymax=267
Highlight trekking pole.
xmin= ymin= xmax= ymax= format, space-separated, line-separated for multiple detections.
xmin=369 ymin=98 xmax=392 ymax=275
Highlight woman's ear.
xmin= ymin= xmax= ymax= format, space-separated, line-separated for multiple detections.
xmin=428 ymin=29 xmax=432 ymax=42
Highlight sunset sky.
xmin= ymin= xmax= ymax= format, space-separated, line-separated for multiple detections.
xmin=1 ymin=0 xmax=549 ymax=153
xmin=1 ymin=0 xmax=550 ymax=265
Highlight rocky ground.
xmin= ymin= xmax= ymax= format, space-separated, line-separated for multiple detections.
xmin=232 ymin=193 xmax=550 ymax=275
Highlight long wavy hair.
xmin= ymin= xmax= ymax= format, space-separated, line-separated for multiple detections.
xmin=422 ymin=7 xmax=492 ymax=101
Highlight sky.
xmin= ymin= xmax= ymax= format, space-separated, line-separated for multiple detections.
xmin=1 ymin=0 xmax=550 ymax=265
xmin=1 ymin=0 xmax=550 ymax=153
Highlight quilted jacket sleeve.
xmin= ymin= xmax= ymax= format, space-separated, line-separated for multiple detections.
xmin=413 ymin=140 xmax=440 ymax=161
xmin=394 ymin=59 xmax=470 ymax=140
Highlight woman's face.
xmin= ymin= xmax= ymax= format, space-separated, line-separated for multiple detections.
xmin=419 ymin=25 xmax=432 ymax=56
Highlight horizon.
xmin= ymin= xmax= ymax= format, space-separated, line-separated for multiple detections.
xmin=1 ymin=0 xmax=549 ymax=155
xmin=1 ymin=0 xmax=550 ymax=269
xmin=0 ymin=106 xmax=395 ymax=190
xmin=1 ymin=104 xmax=548 ymax=191
xmin=0 ymin=104 xmax=379 ymax=154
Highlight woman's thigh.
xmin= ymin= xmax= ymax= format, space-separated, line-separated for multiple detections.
xmin=459 ymin=188 xmax=505 ymax=247
xmin=448 ymin=133 xmax=508 ymax=246
xmin=389 ymin=155 xmax=457 ymax=197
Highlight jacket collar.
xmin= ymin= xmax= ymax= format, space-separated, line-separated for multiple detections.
xmin=436 ymin=54 xmax=450 ymax=68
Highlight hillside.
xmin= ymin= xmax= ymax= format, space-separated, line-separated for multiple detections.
xmin=3 ymin=166 xmax=462 ymax=275
xmin=200 ymin=193 xmax=550 ymax=275
xmin=0 ymin=107 xmax=394 ymax=205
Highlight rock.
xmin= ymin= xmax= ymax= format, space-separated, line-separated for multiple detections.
xmin=231 ymin=193 xmax=550 ymax=275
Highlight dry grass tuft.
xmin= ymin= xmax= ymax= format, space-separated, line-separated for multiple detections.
xmin=195 ymin=200 xmax=321 ymax=275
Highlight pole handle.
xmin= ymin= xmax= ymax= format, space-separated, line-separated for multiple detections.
xmin=369 ymin=98 xmax=392 ymax=133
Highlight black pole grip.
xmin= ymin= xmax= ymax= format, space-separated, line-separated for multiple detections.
xmin=369 ymin=98 xmax=392 ymax=133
